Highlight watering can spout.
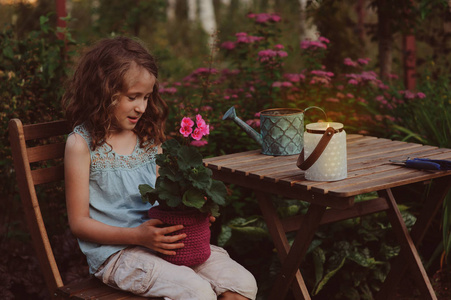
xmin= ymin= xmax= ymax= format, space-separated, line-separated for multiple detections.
xmin=222 ymin=106 xmax=263 ymax=145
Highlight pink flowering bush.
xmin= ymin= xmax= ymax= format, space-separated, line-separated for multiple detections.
xmin=160 ymin=11 xmax=439 ymax=153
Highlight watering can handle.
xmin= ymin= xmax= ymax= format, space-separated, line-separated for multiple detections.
xmin=297 ymin=127 xmax=335 ymax=171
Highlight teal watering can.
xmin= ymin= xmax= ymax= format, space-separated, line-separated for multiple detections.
xmin=223 ymin=106 xmax=324 ymax=156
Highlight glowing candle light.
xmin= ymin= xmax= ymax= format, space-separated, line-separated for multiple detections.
xmin=303 ymin=122 xmax=347 ymax=181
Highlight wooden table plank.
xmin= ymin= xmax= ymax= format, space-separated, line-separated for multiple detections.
xmin=329 ymin=170 xmax=451 ymax=197
xmin=347 ymin=148 xmax=451 ymax=171
xmin=346 ymin=145 xmax=441 ymax=168
xmin=205 ymin=136 xmax=451 ymax=198
xmin=204 ymin=149 xmax=260 ymax=163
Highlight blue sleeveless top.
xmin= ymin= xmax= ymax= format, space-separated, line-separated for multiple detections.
xmin=70 ymin=125 xmax=157 ymax=274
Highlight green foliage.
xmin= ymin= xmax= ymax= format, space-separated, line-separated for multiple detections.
xmin=0 ymin=14 xmax=74 ymax=196
xmin=93 ymin=0 xmax=167 ymax=36
xmin=139 ymin=139 xmax=227 ymax=217
xmin=384 ymin=66 xmax=451 ymax=148
xmin=301 ymin=199 xmax=415 ymax=299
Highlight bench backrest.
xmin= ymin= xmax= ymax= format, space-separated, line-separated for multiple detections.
xmin=8 ymin=118 xmax=71 ymax=296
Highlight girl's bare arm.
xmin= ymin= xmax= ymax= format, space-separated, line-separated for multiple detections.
xmin=64 ymin=134 xmax=185 ymax=255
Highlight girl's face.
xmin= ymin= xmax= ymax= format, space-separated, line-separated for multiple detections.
xmin=113 ymin=65 xmax=156 ymax=132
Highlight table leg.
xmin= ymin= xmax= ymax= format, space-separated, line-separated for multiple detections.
xmin=259 ymin=193 xmax=326 ymax=300
xmin=256 ymin=191 xmax=310 ymax=299
xmin=376 ymin=176 xmax=451 ymax=300
xmin=376 ymin=188 xmax=439 ymax=300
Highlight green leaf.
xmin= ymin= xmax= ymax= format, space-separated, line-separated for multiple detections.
xmin=200 ymin=202 xmax=220 ymax=217
xmin=206 ymin=180 xmax=227 ymax=206
xmin=177 ymin=146 xmax=203 ymax=170
xmin=157 ymin=178 xmax=182 ymax=207
xmin=348 ymin=251 xmax=380 ymax=268
xmin=155 ymin=153 xmax=171 ymax=169
xmin=158 ymin=164 xmax=184 ymax=181
xmin=312 ymin=247 xmax=326 ymax=287
xmin=188 ymin=166 xmax=212 ymax=189
xmin=39 ymin=15 xmax=50 ymax=33
xmin=161 ymin=139 xmax=181 ymax=156
xmin=380 ymin=243 xmax=400 ymax=260
xmin=40 ymin=15 xmax=49 ymax=26
xmin=228 ymin=225 xmax=268 ymax=238
xmin=138 ymin=184 xmax=159 ymax=204
xmin=182 ymin=188 xmax=206 ymax=209
xmin=312 ymin=256 xmax=346 ymax=295
xmin=159 ymin=190 xmax=182 ymax=207
xmin=139 ymin=184 xmax=154 ymax=196
xmin=218 ymin=225 xmax=232 ymax=247
xmin=2 ymin=47 xmax=14 ymax=59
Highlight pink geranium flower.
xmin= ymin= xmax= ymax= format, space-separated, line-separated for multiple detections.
xmin=179 ymin=114 xmax=210 ymax=143
xmin=180 ymin=125 xmax=193 ymax=137
xmin=190 ymin=140 xmax=208 ymax=147
xmin=181 ymin=117 xmax=194 ymax=128
xmin=196 ymin=114 xmax=210 ymax=136
xmin=191 ymin=128 xmax=203 ymax=141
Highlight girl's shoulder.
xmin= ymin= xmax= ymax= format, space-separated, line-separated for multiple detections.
xmin=71 ymin=124 xmax=92 ymax=147
xmin=65 ymin=129 xmax=90 ymax=158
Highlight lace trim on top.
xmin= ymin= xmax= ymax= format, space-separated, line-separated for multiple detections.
xmin=73 ymin=125 xmax=157 ymax=171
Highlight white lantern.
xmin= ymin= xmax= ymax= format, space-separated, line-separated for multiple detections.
xmin=303 ymin=122 xmax=347 ymax=181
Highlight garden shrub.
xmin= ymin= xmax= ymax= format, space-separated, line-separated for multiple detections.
xmin=0 ymin=15 xmax=73 ymax=198
xmin=0 ymin=15 xmax=86 ymax=299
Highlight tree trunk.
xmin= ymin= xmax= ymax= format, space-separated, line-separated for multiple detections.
xmin=198 ymin=0 xmax=217 ymax=47
xmin=298 ymin=0 xmax=318 ymax=41
xmin=376 ymin=0 xmax=393 ymax=82
xmin=188 ymin=0 xmax=197 ymax=22
xmin=167 ymin=0 xmax=177 ymax=21
xmin=355 ymin=0 xmax=366 ymax=57
xmin=403 ymin=33 xmax=416 ymax=90
xmin=55 ymin=0 xmax=66 ymax=40
xmin=199 ymin=0 xmax=216 ymax=33
xmin=403 ymin=0 xmax=416 ymax=91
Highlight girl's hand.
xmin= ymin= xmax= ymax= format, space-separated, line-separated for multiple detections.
xmin=136 ymin=219 xmax=186 ymax=255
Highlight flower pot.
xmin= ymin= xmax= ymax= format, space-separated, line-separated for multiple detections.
xmin=148 ymin=206 xmax=211 ymax=266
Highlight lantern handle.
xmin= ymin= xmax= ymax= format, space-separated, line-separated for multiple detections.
xmin=297 ymin=126 xmax=335 ymax=171
xmin=303 ymin=106 xmax=327 ymax=120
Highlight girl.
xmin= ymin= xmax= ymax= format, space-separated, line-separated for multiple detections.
xmin=62 ymin=37 xmax=257 ymax=300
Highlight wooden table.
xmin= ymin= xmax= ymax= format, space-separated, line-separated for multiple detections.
xmin=204 ymin=134 xmax=451 ymax=300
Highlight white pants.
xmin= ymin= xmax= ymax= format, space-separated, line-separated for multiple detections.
xmin=95 ymin=245 xmax=258 ymax=300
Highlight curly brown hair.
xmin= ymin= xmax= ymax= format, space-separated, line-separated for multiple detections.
xmin=62 ymin=36 xmax=168 ymax=150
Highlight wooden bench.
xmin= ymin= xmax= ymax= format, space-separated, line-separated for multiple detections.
xmin=9 ymin=119 xmax=162 ymax=300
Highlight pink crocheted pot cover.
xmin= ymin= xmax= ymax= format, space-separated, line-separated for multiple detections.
xmin=148 ymin=206 xmax=211 ymax=266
